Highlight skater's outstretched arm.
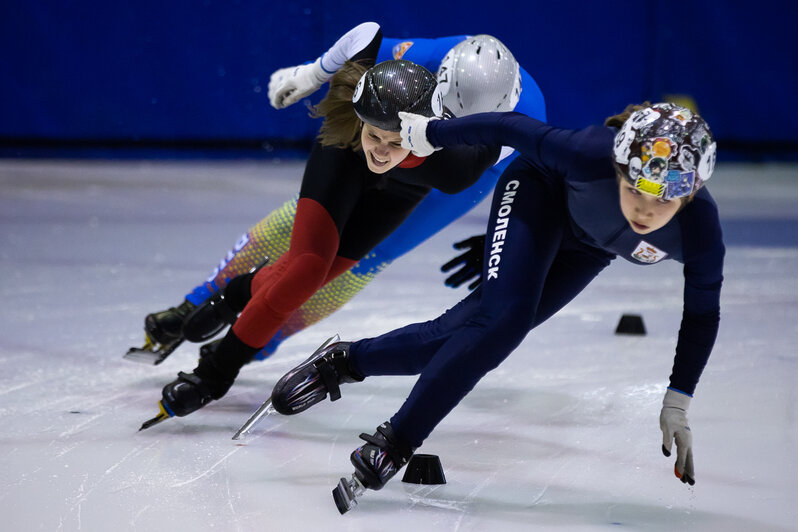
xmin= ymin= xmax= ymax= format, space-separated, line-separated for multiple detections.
xmin=268 ymin=22 xmax=382 ymax=109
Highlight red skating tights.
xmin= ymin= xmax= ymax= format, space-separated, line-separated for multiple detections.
xmin=231 ymin=198 xmax=356 ymax=348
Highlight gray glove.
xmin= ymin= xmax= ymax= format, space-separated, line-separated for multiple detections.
xmin=659 ymin=388 xmax=695 ymax=485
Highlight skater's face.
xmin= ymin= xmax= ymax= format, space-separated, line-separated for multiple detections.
xmin=361 ymin=124 xmax=410 ymax=174
xmin=618 ymin=179 xmax=681 ymax=234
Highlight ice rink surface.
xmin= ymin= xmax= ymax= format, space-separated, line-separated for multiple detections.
xmin=1 ymin=158 xmax=796 ymax=531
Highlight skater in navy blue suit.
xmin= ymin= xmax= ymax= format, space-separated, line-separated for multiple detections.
xmin=271 ymin=102 xmax=722 ymax=507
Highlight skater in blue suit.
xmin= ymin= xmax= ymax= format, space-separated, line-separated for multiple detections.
xmin=272 ymin=102 xmax=722 ymax=511
xmin=134 ymin=22 xmax=545 ymax=362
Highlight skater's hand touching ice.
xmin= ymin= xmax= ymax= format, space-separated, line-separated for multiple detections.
xmin=660 ymin=388 xmax=695 ymax=485
xmin=268 ymin=59 xmax=329 ymax=109
xmin=399 ymin=112 xmax=440 ymax=157
xmin=441 ymin=235 xmax=485 ymax=290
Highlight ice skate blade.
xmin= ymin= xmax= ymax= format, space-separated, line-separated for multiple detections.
xmin=124 ymin=337 xmax=184 ymax=365
xmin=138 ymin=402 xmax=172 ymax=431
xmin=232 ymin=397 xmax=275 ymax=440
xmin=332 ymin=475 xmax=364 ymax=515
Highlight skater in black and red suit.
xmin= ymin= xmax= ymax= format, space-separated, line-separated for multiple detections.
xmin=142 ymin=55 xmax=502 ymax=426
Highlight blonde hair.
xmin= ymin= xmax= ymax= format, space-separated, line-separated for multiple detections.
xmin=311 ymin=61 xmax=369 ymax=151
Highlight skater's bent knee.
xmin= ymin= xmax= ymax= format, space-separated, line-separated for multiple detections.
xmin=265 ymin=252 xmax=334 ymax=314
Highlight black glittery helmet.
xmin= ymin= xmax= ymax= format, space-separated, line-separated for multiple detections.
xmin=613 ymin=103 xmax=717 ymax=200
xmin=352 ymin=60 xmax=443 ymax=132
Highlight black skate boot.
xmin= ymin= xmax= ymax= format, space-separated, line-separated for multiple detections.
xmin=198 ymin=338 xmax=222 ymax=360
xmin=161 ymin=361 xmax=234 ymax=416
xmin=146 ymin=300 xmax=195 ymax=345
xmin=125 ymin=300 xmax=196 ymax=365
xmin=138 ymin=341 xmax=236 ymax=430
xmin=181 ymin=291 xmax=238 ymax=342
xmin=230 ymin=335 xmax=340 ymax=440
xmin=182 ymin=258 xmax=270 ymax=343
xmin=271 ymin=339 xmax=363 ymax=415
xmin=333 ymin=422 xmax=416 ymax=514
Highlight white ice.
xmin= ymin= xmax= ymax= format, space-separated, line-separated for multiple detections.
xmin=0 ymin=159 xmax=796 ymax=531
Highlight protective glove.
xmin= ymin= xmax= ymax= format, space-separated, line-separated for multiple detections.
xmin=268 ymin=58 xmax=330 ymax=109
xmin=398 ymin=111 xmax=441 ymax=157
xmin=441 ymin=235 xmax=485 ymax=290
xmin=660 ymin=388 xmax=695 ymax=485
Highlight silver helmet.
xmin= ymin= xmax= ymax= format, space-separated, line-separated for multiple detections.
xmin=435 ymin=35 xmax=522 ymax=117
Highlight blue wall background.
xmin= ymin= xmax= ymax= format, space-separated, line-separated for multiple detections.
xmin=1 ymin=1 xmax=795 ymax=157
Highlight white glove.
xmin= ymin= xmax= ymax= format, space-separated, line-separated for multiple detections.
xmin=659 ymin=388 xmax=695 ymax=485
xmin=268 ymin=58 xmax=330 ymax=109
xmin=398 ymin=111 xmax=441 ymax=157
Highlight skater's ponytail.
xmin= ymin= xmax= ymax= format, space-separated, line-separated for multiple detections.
xmin=312 ymin=61 xmax=369 ymax=151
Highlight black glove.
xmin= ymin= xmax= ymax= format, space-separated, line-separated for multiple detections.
xmin=441 ymin=235 xmax=485 ymax=290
